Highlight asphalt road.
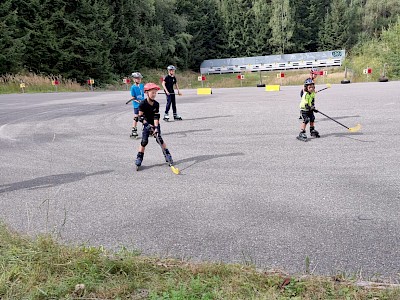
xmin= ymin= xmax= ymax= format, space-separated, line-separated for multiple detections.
xmin=1 ymin=82 xmax=399 ymax=278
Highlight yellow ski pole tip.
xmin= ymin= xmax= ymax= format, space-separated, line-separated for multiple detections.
xmin=348 ymin=124 xmax=361 ymax=132
xmin=171 ymin=166 xmax=180 ymax=174
xmin=327 ymin=83 xmax=332 ymax=88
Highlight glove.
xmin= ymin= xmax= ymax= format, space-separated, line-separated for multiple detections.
xmin=152 ymin=125 xmax=160 ymax=136
xmin=313 ymin=109 xmax=319 ymax=113
xmin=144 ymin=123 xmax=153 ymax=131
xmin=311 ymin=106 xmax=318 ymax=112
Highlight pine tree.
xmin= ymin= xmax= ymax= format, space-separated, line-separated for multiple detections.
xmin=252 ymin=0 xmax=273 ymax=55
xmin=269 ymin=0 xmax=295 ymax=54
xmin=55 ymin=0 xmax=116 ymax=83
xmin=153 ymin=0 xmax=189 ymax=67
xmin=108 ymin=0 xmax=161 ymax=76
xmin=23 ymin=12 xmax=60 ymax=74
xmin=177 ymin=0 xmax=227 ymax=70
xmin=218 ymin=0 xmax=240 ymax=57
xmin=318 ymin=0 xmax=354 ymax=51
xmin=291 ymin=0 xmax=330 ymax=52
xmin=0 ymin=0 xmax=24 ymax=74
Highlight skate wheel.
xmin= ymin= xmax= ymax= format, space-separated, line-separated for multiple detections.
xmin=296 ymin=136 xmax=307 ymax=142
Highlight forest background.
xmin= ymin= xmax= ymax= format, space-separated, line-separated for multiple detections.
xmin=1 ymin=0 xmax=400 ymax=86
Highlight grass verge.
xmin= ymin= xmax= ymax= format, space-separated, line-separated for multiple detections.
xmin=0 ymin=73 xmax=86 ymax=94
xmin=1 ymin=66 xmax=388 ymax=95
xmin=1 ymin=223 xmax=399 ymax=299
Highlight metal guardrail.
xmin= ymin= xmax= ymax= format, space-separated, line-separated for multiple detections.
xmin=200 ymin=50 xmax=345 ymax=74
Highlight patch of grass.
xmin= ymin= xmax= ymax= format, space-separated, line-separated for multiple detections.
xmin=0 ymin=73 xmax=86 ymax=94
xmin=1 ymin=223 xmax=399 ymax=299
xmin=1 ymin=65 xmax=391 ymax=95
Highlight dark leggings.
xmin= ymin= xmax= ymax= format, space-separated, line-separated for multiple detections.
xmin=165 ymin=94 xmax=177 ymax=114
xmin=141 ymin=125 xmax=162 ymax=146
xmin=300 ymin=110 xmax=315 ymax=124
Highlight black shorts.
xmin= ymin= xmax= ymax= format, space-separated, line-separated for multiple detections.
xmin=300 ymin=110 xmax=315 ymax=123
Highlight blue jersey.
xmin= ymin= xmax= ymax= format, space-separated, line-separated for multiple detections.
xmin=130 ymin=83 xmax=145 ymax=108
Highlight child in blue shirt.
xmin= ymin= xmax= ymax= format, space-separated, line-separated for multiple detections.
xmin=130 ymin=72 xmax=145 ymax=138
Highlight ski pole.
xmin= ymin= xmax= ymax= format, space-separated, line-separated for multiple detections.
xmin=317 ymin=110 xmax=361 ymax=132
xmin=316 ymin=83 xmax=331 ymax=93
xmin=158 ymin=92 xmax=182 ymax=96
xmin=126 ymin=98 xmax=143 ymax=105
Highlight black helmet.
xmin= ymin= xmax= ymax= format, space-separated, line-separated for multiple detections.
xmin=304 ymin=78 xmax=314 ymax=88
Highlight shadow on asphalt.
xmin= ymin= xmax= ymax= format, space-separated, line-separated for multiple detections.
xmin=162 ymin=129 xmax=212 ymax=137
xmin=137 ymin=152 xmax=245 ymax=173
xmin=176 ymin=152 xmax=245 ymax=172
xmin=181 ymin=115 xmax=233 ymax=121
xmin=0 ymin=170 xmax=113 ymax=194
xmin=317 ymin=115 xmax=361 ymax=122
xmin=136 ymin=162 xmax=166 ymax=171
xmin=318 ymin=131 xmax=374 ymax=142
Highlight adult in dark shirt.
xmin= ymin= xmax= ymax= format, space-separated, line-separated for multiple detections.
xmin=162 ymin=65 xmax=182 ymax=121
xmin=135 ymin=83 xmax=173 ymax=168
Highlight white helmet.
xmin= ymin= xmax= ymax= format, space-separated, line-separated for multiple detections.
xmin=131 ymin=72 xmax=143 ymax=78
xmin=167 ymin=65 xmax=176 ymax=71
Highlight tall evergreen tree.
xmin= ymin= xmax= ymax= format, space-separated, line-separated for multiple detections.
xmin=108 ymin=0 xmax=161 ymax=76
xmin=23 ymin=9 xmax=60 ymax=74
xmin=55 ymin=0 xmax=116 ymax=83
xmin=345 ymin=0 xmax=363 ymax=50
xmin=252 ymin=0 xmax=273 ymax=55
xmin=291 ymin=0 xmax=330 ymax=52
xmin=153 ymin=0 xmax=189 ymax=67
xmin=318 ymin=0 xmax=354 ymax=51
xmin=218 ymin=0 xmax=241 ymax=57
xmin=0 ymin=0 xmax=24 ymax=74
xmin=177 ymin=0 xmax=227 ymax=69
xmin=269 ymin=0 xmax=295 ymax=54
xmin=218 ymin=0 xmax=259 ymax=57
